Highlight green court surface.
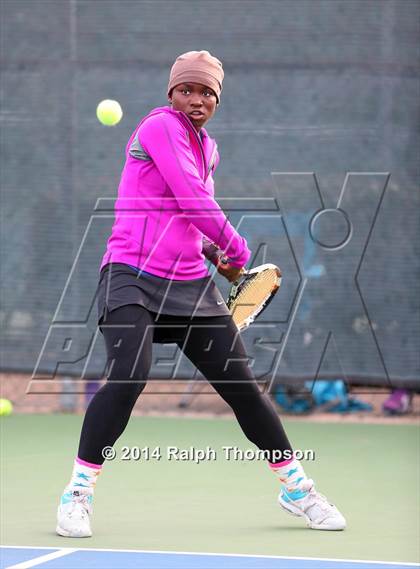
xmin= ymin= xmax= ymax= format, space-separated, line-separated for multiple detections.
xmin=1 ymin=415 xmax=419 ymax=565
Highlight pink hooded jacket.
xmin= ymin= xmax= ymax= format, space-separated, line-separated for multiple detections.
xmin=100 ymin=106 xmax=251 ymax=280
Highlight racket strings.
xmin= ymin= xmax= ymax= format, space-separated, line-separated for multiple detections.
xmin=230 ymin=269 xmax=279 ymax=326
xmin=237 ymin=270 xmax=277 ymax=301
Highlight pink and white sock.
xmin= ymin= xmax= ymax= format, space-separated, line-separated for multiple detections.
xmin=68 ymin=457 xmax=102 ymax=491
xmin=269 ymin=457 xmax=310 ymax=501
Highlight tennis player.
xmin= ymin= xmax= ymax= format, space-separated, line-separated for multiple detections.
xmin=57 ymin=51 xmax=346 ymax=537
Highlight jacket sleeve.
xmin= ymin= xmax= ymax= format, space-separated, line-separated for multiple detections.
xmin=138 ymin=113 xmax=251 ymax=268
xmin=202 ymin=236 xmax=223 ymax=266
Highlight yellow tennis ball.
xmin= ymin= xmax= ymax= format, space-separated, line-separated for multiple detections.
xmin=0 ymin=398 xmax=13 ymax=417
xmin=96 ymin=99 xmax=123 ymax=126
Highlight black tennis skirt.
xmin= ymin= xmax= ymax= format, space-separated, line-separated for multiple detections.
xmin=97 ymin=263 xmax=231 ymax=325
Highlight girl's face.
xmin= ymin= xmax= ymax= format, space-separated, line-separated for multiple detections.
xmin=169 ymin=82 xmax=218 ymax=132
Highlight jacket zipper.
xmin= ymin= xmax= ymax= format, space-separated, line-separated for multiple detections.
xmin=181 ymin=113 xmax=208 ymax=181
xmin=207 ymin=145 xmax=217 ymax=177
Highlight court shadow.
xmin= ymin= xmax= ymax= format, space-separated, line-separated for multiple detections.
xmin=242 ymin=524 xmax=309 ymax=533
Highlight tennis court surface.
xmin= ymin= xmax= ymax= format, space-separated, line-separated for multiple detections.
xmin=1 ymin=415 xmax=419 ymax=568
xmin=1 ymin=546 xmax=419 ymax=569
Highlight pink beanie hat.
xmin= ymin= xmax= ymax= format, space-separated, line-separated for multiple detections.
xmin=167 ymin=50 xmax=224 ymax=103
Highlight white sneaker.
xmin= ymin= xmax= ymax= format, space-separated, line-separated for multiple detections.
xmin=56 ymin=487 xmax=93 ymax=538
xmin=278 ymin=479 xmax=346 ymax=531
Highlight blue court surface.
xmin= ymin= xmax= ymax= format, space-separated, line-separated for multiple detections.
xmin=1 ymin=547 xmax=418 ymax=569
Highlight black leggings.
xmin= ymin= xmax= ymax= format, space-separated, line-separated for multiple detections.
xmin=78 ymin=304 xmax=292 ymax=464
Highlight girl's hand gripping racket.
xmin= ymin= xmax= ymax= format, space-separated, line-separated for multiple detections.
xmin=222 ymin=261 xmax=282 ymax=331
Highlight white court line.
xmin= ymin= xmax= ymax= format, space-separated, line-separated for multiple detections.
xmin=4 ymin=548 xmax=76 ymax=569
xmin=0 ymin=545 xmax=418 ymax=567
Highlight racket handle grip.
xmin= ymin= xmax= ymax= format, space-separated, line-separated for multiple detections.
xmin=219 ymin=257 xmax=246 ymax=277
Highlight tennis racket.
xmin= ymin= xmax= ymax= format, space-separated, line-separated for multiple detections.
xmin=224 ymin=263 xmax=282 ymax=331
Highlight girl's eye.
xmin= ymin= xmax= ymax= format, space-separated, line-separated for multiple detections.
xmin=181 ymin=88 xmax=214 ymax=97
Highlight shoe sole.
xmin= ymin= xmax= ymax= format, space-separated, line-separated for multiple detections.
xmin=278 ymin=497 xmax=346 ymax=531
xmin=56 ymin=525 xmax=92 ymax=538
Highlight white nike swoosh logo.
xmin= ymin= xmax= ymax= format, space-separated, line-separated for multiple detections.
xmin=217 ymin=300 xmax=224 ymax=305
